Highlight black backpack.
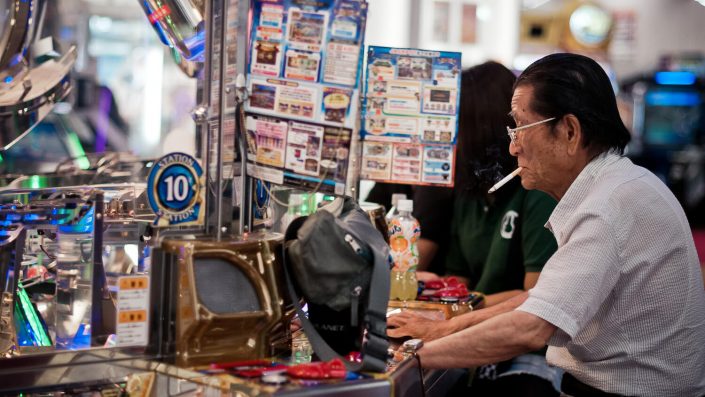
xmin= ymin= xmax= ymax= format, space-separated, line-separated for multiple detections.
xmin=284 ymin=197 xmax=391 ymax=372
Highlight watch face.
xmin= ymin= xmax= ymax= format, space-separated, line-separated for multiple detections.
xmin=569 ymin=4 xmax=612 ymax=46
xmin=403 ymin=338 xmax=424 ymax=351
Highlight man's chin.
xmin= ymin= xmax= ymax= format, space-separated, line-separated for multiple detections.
xmin=520 ymin=178 xmax=536 ymax=191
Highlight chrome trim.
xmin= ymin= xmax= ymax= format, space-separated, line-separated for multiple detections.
xmin=0 ymin=46 xmax=76 ymax=150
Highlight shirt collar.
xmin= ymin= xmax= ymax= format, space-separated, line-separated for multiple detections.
xmin=546 ymin=151 xmax=623 ymax=235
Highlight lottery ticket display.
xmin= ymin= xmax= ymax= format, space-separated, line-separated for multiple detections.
xmin=361 ymin=46 xmax=461 ymax=186
xmin=245 ymin=0 xmax=367 ymax=194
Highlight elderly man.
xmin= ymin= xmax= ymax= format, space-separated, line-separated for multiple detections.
xmin=390 ymin=53 xmax=705 ymax=396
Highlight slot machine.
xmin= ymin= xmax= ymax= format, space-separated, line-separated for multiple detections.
xmin=149 ymin=232 xmax=293 ymax=367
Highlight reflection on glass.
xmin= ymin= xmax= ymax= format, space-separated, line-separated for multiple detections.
xmin=138 ymin=0 xmax=206 ymax=62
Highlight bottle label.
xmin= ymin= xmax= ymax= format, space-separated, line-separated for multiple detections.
xmin=388 ymin=217 xmax=420 ymax=271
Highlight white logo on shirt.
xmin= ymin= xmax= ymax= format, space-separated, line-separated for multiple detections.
xmin=500 ymin=210 xmax=519 ymax=239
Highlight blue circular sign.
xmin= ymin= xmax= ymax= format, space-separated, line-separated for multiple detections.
xmin=155 ymin=164 xmax=197 ymax=211
xmin=147 ymin=152 xmax=203 ymax=225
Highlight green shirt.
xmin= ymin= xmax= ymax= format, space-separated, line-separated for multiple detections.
xmin=445 ymin=180 xmax=558 ymax=294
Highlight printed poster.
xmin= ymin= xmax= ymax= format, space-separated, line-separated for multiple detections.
xmin=361 ymin=46 xmax=461 ymax=186
xmin=245 ymin=113 xmax=352 ymax=195
xmin=246 ymin=0 xmax=368 ymax=194
xmin=246 ymin=0 xmax=367 ymax=129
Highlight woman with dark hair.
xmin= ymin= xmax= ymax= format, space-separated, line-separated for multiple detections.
xmin=389 ymin=61 xmax=562 ymax=395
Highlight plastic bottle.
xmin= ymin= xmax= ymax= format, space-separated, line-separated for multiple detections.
xmin=388 ymin=199 xmax=420 ymax=301
xmin=385 ymin=193 xmax=407 ymax=223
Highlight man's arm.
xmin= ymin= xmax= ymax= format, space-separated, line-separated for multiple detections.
xmin=388 ymin=291 xmax=530 ymax=340
xmin=482 ymin=272 xmax=540 ymax=307
xmin=418 ymin=310 xmax=556 ymax=369
xmin=447 ymin=290 xmax=529 ymax=331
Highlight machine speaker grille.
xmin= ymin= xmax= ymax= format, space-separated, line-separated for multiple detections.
xmin=193 ymin=258 xmax=262 ymax=313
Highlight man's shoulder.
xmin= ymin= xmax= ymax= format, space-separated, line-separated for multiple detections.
xmin=591 ymin=159 xmax=671 ymax=208
xmin=549 ymin=157 xmax=645 ymax=232
xmin=581 ymin=157 xmax=649 ymax=204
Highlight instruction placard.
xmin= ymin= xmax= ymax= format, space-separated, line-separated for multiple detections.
xmin=116 ymin=275 xmax=150 ymax=347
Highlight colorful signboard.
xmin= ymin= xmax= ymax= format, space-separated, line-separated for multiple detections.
xmin=245 ymin=0 xmax=367 ymax=194
xmin=361 ymin=46 xmax=461 ymax=186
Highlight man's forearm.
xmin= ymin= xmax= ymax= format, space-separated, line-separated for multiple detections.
xmin=483 ymin=289 xmax=525 ymax=307
xmin=447 ymin=291 xmax=529 ymax=334
xmin=419 ymin=309 xmax=554 ymax=369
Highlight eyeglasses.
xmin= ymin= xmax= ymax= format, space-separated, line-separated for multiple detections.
xmin=506 ymin=117 xmax=556 ymax=145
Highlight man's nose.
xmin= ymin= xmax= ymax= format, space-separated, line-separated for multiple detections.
xmin=509 ymin=139 xmax=521 ymax=157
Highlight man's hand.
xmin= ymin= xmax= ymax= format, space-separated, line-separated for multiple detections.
xmin=387 ymin=311 xmax=455 ymax=341
xmin=415 ymin=271 xmax=441 ymax=283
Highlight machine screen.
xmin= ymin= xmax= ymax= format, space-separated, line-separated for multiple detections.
xmin=643 ymin=90 xmax=703 ymax=148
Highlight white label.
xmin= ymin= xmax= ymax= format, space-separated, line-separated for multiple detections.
xmin=116 ymin=275 xmax=150 ymax=347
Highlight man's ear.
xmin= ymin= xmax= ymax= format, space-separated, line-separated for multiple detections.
xmin=562 ymin=114 xmax=582 ymax=155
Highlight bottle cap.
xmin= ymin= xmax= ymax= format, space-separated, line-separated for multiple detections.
xmin=397 ymin=199 xmax=413 ymax=212
xmin=391 ymin=193 xmax=407 ymax=206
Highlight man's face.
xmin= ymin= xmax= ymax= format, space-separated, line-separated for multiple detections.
xmin=508 ymin=85 xmax=571 ymax=199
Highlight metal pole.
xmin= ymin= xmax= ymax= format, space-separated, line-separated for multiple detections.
xmin=236 ymin=0 xmax=251 ymax=235
xmin=191 ymin=1 xmax=213 ymax=234
xmin=216 ymin=0 xmax=229 ymax=240
xmin=236 ymin=98 xmax=250 ymax=234
xmin=201 ymin=0 xmax=216 ymax=234
xmin=199 ymin=0 xmax=214 ymax=235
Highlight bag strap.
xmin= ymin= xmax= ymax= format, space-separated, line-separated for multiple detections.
xmin=283 ymin=235 xmax=390 ymax=373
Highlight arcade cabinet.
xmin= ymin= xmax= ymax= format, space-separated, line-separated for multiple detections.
xmin=627 ymin=70 xmax=705 ymax=225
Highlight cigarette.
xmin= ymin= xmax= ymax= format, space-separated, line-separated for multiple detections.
xmin=488 ymin=167 xmax=523 ymax=194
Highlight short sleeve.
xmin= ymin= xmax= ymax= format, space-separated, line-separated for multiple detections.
xmin=516 ymin=212 xmax=621 ymax=338
xmin=521 ymin=191 xmax=558 ymax=273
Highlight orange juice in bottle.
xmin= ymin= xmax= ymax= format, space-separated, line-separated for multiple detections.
xmin=388 ymin=199 xmax=420 ymax=301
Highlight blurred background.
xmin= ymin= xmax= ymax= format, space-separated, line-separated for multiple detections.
xmin=3 ymin=0 xmax=705 ymax=231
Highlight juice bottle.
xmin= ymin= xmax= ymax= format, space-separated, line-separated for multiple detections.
xmin=385 ymin=193 xmax=407 ymax=223
xmin=388 ymin=199 xmax=420 ymax=301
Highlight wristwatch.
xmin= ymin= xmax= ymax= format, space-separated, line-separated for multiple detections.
xmin=402 ymin=338 xmax=424 ymax=353
xmin=402 ymin=339 xmax=426 ymax=395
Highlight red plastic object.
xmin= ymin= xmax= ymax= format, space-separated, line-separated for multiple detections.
xmin=434 ymin=284 xmax=469 ymax=298
xmin=444 ymin=276 xmax=462 ymax=287
xmin=209 ymin=359 xmax=287 ymax=378
xmin=423 ymin=276 xmax=464 ymax=290
xmin=286 ymin=358 xmax=347 ymax=379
